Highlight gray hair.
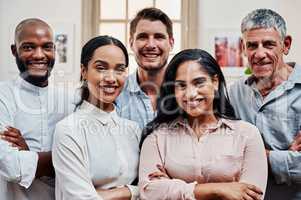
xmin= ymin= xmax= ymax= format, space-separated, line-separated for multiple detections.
xmin=241 ymin=9 xmax=287 ymax=40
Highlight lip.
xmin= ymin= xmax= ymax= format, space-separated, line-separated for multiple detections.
xmin=27 ymin=61 xmax=48 ymax=69
xmin=183 ymin=98 xmax=205 ymax=108
xmin=99 ymin=85 xmax=118 ymax=94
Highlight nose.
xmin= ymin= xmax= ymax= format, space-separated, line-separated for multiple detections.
xmin=254 ymin=45 xmax=267 ymax=59
xmin=103 ymin=70 xmax=117 ymax=83
xmin=185 ymin=85 xmax=198 ymax=100
xmin=145 ymin=37 xmax=156 ymax=49
xmin=32 ymin=47 xmax=46 ymax=59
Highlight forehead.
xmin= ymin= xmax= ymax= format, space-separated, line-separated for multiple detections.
xmin=16 ymin=24 xmax=53 ymax=45
xmin=91 ymin=45 xmax=125 ymax=63
xmin=134 ymin=19 xmax=169 ymax=36
xmin=176 ymin=61 xmax=209 ymax=80
xmin=242 ymin=27 xmax=282 ymax=42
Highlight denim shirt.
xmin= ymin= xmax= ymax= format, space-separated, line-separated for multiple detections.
xmin=229 ymin=63 xmax=301 ymax=200
xmin=115 ymin=72 xmax=156 ymax=129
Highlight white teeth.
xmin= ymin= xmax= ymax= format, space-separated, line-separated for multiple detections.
xmin=102 ymin=87 xmax=116 ymax=93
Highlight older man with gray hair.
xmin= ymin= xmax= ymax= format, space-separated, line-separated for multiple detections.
xmin=229 ymin=8 xmax=301 ymax=200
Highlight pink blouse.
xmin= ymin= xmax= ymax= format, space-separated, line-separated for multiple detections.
xmin=139 ymin=118 xmax=267 ymax=200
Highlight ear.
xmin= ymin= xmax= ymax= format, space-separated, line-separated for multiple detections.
xmin=81 ymin=64 xmax=87 ymax=80
xmin=11 ymin=44 xmax=17 ymax=57
xmin=240 ymin=37 xmax=247 ymax=56
xmin=129 ymin=37 xmax=134 ymax=51
xmin=169 ymin=37 xmax=175 ymax=52
xmin=212 ymin=74 xmax=219 ymax=91
xmin=283 ymin=35 xmax=292 ymax=55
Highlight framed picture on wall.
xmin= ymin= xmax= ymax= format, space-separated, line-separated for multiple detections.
xmin=214 ymin=35 xmax=244 ymax=67
xmin=51 ymin=22 xmax=75 ymax=76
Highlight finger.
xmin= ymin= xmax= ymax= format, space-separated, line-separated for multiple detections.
xmin=246 ymin=189 xmax=262 ymax=200
xmin=296 ymin=144 xmax=301 ymax=151
xmin=247 ymin=184 xmax=263 ymax=195
xmin=148 ymin=172 xmax=168 ymax=179
xmin=2 ymin=130 xmax=20 ymax=138
xmin=11 ymin=143 xmax=22 ymax=151
xmin=243 ymin=193 xmax=254 ymax=200
xmin=6 ymin=127 xmax=21 ymax=135
xmin=0 ymin=135 xmax=19 ymax=144
xmin=156 ymin=164 xmax=166 ymax=173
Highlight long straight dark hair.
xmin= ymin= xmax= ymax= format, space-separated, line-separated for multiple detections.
xmin=140 ymin=49 xmax=238 ymax=147
xmin=76 ymin=35 xmax=129 ymax=108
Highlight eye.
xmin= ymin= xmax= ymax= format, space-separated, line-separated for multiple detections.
xmin=136 ymin=33 xmax=148 ymax=40
xmin=154 ymin=33 xmax=167 ymax=40
xmin=263 ymin=41 xmax=276 ymax=49
xmin=44 ymin=43 xmax=55 ymax=51
xmin=174 ymin=81 xmax=186 ymax=90
xmin=115 ymin=65 xmax=126 ymax=73
xmin=246 ymin=43 xmax=257 ymax=50
xmin=21 ymin=44 xmax=35 ymax=51
xmin=95 ymin=65 xmax=107 ymax=71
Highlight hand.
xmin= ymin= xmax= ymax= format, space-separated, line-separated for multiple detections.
xmin=216 ymin=182 xmax=263 ymax=200
xmin=97 ymin=186 xmax=131 ymax=200
xmin=0 ymin=126 xmax=29 ymax=151
xmin=289 ymin=131 xmax=301 ymax=151
xmin=148 ymin=164 xmax=170 ymax=180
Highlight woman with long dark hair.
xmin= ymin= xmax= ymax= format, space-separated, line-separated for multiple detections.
xmin=52 ymin=36 xmax=141 ymax=200
xmin=139 ymin=49 xmax=267 ymax=200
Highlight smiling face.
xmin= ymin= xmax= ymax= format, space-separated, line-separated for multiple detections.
xmin=242 ymin=27 xmax=291 ymax=80
xmin=12 ymin=23 xmax=55 ymax=86
xmin=81 ymin=45 xmax=127 ymax=111
xmin=130 ymin=19 xmax=174 ymax=72
xmin=174 ymin=61 xmax=219 ymax=119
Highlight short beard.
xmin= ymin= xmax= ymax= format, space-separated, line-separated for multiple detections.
xmin=16 ymin=56 xmax=55 ymax=86
xmin=138 ymin=59 xmax=168 ymax=75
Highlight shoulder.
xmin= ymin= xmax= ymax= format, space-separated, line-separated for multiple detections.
xmin=229 ymin=77 xmax=249 ymax=92
xmin=54 ymin=111 xmax=83 ymax=141
xmin=227 ymin=119 xmax=261 ymax=138
xmin=116 ymin=115 xmax=142 ymax=137
xmin=0 ymin=80 xmax=15 ymax=97
xmin=144 ymin=122 xmax=177 ymax=142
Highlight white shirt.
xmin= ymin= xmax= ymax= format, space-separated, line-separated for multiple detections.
xmin=0 ymin=76 xmax=75 ymax=200
xmin=52 ymin=101 xmax=141 ymax=200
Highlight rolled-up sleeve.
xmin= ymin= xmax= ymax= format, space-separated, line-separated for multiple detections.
xmin=139 ymin=134 xmax=196 ymax=200
xmin=269 ymin=150 xmax=301 ymax=185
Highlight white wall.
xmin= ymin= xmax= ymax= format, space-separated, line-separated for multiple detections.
xmin=197 ymin=0 xmax=301 ymax=83
xmin=0 ymin=0 xmax=82 ymax=84
xmin=198 ymin=0 xmax=301 ymax=64
xmin=1 ymin=0 xmax=300 ymax=83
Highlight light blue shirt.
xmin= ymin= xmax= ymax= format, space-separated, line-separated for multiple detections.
xmin=229 ymin=63 xmax=301 ymax=200
xmin=0 ymin=76 xmax=75 ymax=200
xmin=115 ymin=72 xmax=156 ymax=129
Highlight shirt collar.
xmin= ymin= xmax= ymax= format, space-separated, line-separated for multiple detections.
xmin=172 ymin=116 xmax=235 ymax=133
xmin=124 ymin=71 xmax=142 ymax=93
xmin=287 ymin=62 xmax=301 ymax=84
xmin=16 ymin=76 xmax=48 ymax=94
xmin=79 ymin=100 xmax=118 ymax=125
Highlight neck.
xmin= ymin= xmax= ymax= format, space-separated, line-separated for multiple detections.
xmin=21 ymin=75 xmax=48 ymax=87
xmin=88 ymin=97 xmax=114 ymax=112
xmin=188 ymin=113 xmax=218 ymax=137
xmin=137 ymin=67 xmax=166 ymax=95
xmin=256 ymin=63 xmax=293 ymax=97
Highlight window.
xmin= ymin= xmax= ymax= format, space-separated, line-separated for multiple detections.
xmin=82 ymin=0 xmax=198 ymax=73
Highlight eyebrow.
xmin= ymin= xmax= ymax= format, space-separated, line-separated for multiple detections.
xmin=94 ymin=60 xmax=126 ymax=67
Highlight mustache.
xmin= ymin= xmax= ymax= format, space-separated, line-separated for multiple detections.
xmin=15 ymin=55 xmax=55 ymax=83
